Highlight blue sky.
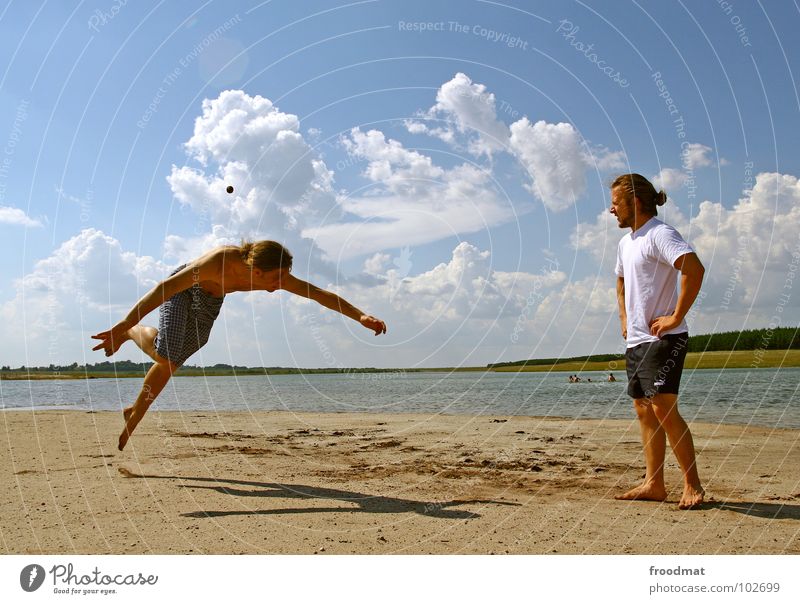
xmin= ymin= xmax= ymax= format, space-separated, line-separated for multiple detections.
xmin=1 ymin=0 xmax=799 ymax=368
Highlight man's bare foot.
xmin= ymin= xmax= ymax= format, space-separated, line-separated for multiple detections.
xmin=614 ymin=483 xmax=668 ymax=502
xmin=678 ymin=484 xmax=704 ymax=509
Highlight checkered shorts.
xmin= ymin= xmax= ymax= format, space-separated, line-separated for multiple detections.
xmin=154 ymin=264 xmax=225 ymax=367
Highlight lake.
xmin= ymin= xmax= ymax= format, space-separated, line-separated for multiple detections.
xmin=2 ymin=368 xmax=799 ymax=429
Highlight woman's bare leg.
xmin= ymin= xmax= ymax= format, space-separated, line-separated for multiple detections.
xmin=117 ymin=325 xmax=178 ymax=450
xmin=120 ymin=325 xmax=160 ymax=422
xmin=119 ymin=359 xmax=177 ymax=451
xmin=125 ymin=325 xmax=160 ymax=361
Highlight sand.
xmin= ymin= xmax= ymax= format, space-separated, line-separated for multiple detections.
xmin=1 ymin=410 xmax=798 ymax=554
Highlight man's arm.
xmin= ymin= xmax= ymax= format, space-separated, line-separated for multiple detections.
xmin=616 ymin=276 xmax=627 ymax=340
xmin=650 ymin=252 xmax=705 ymax=338
xmin=281 ymin=274 xmax=387 ymax=335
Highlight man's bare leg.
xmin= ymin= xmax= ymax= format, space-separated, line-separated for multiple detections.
xmin=615 ymin=398 xmax=668 ymax=501
xmin=651 ymin=393 xmax=704 ymax=509
xmin=119 ymin=359 xmax=176 ymax=451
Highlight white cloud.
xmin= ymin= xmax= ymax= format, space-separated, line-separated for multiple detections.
xmin=0 ymin=229 xmax=168 ymax=364
xmin=586 ymin=145 xmax=627 ymax=171
xmin=687 ymin=172 xmax=800 ymax=321
xmin=305 ymin=128 xmax=519 ymax=260
xmin=163 ymin=225 xmax=240 ymax=263
xmin=681 ymin=142 xmax=714 ymax=170
xmin=363 ymin=252 xmax=391 ymax=275
xmin=406 ymin=74 xmax=626 ymax=213
xmin=166 ymin=89 xmax=342 ymax=280
xmin=508 ymin=118 xmax=589 ymax=211
xmin=0 ymin=205 xmax=42 ymax=227
xmin=340 ymin=127 xmax=445 ymax=195
xmin=652 ymin=168 xmax=689 ymax=191
xmin=405 ymin=72 xmax=510 ymax=157
xmin=285 ymin=241 xmax=569 ymax=366
xmin=518 ymin=276 xmax=620 ymax=355
xmin=168 ymin=89 xmax=335 ymax=234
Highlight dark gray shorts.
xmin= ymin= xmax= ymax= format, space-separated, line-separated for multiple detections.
xmin=154 ymin=264 xmax=224 ymax=367
xmin=625 ymin=333 xmax=689 ymax=399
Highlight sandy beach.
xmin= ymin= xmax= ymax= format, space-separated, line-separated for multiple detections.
xmin=1 ymin=410 xmax=798 ymax=554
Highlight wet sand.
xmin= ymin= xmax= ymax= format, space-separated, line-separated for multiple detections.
xmin=1 ymin=410 xmax=798 ymax=554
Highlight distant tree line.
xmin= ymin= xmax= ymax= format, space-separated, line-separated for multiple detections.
xmin=487 ymin=326 xmax=800 ymax=368
xmin=0 ymin=360 xmax=402 ymax=375
xmin=488 ymin=353 xmax=624 ymax=369
xmin=685 ymin=327 xmax=800 ymax=353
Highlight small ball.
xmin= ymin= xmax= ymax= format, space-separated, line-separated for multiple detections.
xmin=226 ymin=185 xmax=234 ymax=194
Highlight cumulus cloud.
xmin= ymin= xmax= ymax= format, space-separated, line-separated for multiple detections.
xmin=0 ymin=229 xmax=168 ymax=363
xmin=304 ymin=128 xmax=518 ymax=260
xmin=652 ymin=168 xmax=689 ymax=192
xmin=516 ymin=276 xmax=620 ymax=356
xmin=405 ymin=72 xmax=510 ymax=157
xmin=681 ymin=142 xmax=715 ymax=170
xmin=508 ymin=119 xmax=625 ymax=211
xmin=363 ymin=252 xmax=391 ymax=275
xmin=0 ymin=205 xmax=42 ymax=227
xmin=586 ymin=145 xmax=627 ymax=172
xmin=166 ymin=89 xmax=343 ymax=279
xmin=687 ymin=172 xmax=800 ymax=321
xmin=508 ymin=118 xmax=589 ymax=211
xmin=405 ymin=74 xmax=626 ymax=213
xmin=167 ymin=89 xmax=335 ymax=234
xmin=285 ymin=241 xmax=568 ymax=366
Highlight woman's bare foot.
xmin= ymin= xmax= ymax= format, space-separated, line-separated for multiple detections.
xmin=614 ymin=482 xmax=668 ymax=502
xmin=678 ymin=484 xmax=705 ymax=509
xmin=118 ymin=429 xmax=130 ymax=451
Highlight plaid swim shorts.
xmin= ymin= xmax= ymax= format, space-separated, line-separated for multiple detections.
xmin=154 ymin=264 xmax=225 ymax=367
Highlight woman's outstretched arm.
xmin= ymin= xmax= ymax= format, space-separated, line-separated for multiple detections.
xmin=280 ymin=274 xmax=387 ymax=335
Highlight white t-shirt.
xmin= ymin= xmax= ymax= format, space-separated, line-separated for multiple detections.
xmin=615 ymin=217 xmax=694 ymax=348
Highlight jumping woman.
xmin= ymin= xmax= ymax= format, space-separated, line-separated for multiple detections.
xmin=91 ymin=241 xmax=387 ymax=451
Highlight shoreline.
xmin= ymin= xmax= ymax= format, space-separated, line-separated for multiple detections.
xmin=1 ymin=407 xmax=797 ymax=433
xmin=2 ymin=410 xmax=798 ymax=554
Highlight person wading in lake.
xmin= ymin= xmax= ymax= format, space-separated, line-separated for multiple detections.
xmin=610 ymin=174 xmax=705 ymax=509
xmin=92 ymin=241 xmax=387 ymax=451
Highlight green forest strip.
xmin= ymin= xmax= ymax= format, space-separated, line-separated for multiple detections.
xmin=490 ymin=349 xmax=800 ymax=373
xmin=486 ymin=327 xmax=800 ymax=369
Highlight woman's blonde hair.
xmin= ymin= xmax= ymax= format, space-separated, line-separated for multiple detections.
xmin=239 ymin=240 xmax=293 ymax=272
xmin=611 ymin=173 xmax=667 ymax=216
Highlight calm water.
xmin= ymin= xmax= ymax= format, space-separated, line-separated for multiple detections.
xmin=2 ymin=368 xmax=799 ymax=429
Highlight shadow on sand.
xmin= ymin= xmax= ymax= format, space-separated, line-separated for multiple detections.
xmin=707 ymin=500 xmax=800 ymax=520
xmin=118 ymin=467 xmax=520 ymax=519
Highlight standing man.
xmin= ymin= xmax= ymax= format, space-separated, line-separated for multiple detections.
xmin=610 ymin=173 xmax=705 ymax=509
